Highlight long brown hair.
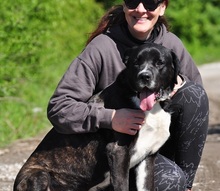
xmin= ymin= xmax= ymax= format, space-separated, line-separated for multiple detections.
xmin=86 ymin=2 xmax=170 ymax=45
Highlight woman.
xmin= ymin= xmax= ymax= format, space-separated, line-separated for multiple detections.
xmin=47 ymin=0 xmax=209 ymax=190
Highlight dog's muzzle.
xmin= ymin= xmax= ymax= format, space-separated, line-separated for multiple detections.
xmin=139 ymin=71 xmax=153 ymax=83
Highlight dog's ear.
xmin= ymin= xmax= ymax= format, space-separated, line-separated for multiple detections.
xmin=123 ymin=48 xmax=133 ymax=66
xmin=123 ymin=46 xmax=139 ymax=66
xmin=171 ymin=51 xmax=180 ymax=85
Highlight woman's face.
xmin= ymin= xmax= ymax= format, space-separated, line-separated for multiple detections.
xmin=123 ymin=1 xmax=166 ymax=40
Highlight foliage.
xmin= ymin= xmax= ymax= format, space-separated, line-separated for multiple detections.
xmin=166 ymin=0 xmax=220 ymax=63
xmin=96 ymin=0 xmax=122 ymax=8
xmin=0 ymin=0 xmax=104 ymax=147
xmin=1 ymin=0 xmax=220 ymax=147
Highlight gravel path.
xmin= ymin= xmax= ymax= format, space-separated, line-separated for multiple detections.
xmin=0 ymin=63 xmax=220 ymax=191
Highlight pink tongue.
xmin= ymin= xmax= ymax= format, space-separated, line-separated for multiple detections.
xmin=140 ymin=90 xmax=156 ymax=111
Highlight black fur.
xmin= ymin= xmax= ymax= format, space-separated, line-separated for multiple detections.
xmin=14 ymin=43 xmax=179 ymax=191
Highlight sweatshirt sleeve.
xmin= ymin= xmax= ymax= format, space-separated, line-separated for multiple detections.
xmin=47 ymin=43 xmax=114 ymax=134
xmin=160 ymin=31 xmax=203 ymax=86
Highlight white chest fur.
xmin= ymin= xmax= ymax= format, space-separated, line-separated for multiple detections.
xmin=130 ymin=102 xmax=171 ymax=168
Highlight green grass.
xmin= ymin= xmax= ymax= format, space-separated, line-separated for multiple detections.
xmin=0 ymin=0 xmax=104 ymax=148
xmin=0 ymin=60 xmax=71 ymax=147
xmin=0 ymin=98 xmax=49 ymax=144
xmin=1 ymin=0 xmax=220 ymax=148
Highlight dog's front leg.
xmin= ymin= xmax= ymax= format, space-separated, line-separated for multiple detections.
xmin=106 ymin=140 xmax=130 ymax=191
xmin=135 ymin=155 xmax=156 ymax=191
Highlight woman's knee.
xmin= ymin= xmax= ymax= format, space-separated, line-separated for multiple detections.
xmin=170 ymin=82 xmax=209 ymax=126
xmin=173 ymin=82 xmax=209 ymax=108
xmin=154 ymin=154 xmax=187 ymax=191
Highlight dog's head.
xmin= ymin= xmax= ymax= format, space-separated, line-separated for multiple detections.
xmin=123 ymin=43 xmax=180 ymax=111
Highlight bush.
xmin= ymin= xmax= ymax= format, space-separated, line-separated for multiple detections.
xmin=0 ymin=0 xmax=104 ymax=147
xmin=166 ymin=0 xmax=220 ymax=63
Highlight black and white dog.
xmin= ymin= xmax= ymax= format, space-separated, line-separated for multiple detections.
xmin=14 ymin=43 xmax=179 ymax=191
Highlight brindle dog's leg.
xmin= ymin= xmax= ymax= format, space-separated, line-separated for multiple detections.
xmin=106 ymin=133 xmax=133 ymax=191
xmin=106 ymin=143 xmax=129 ymax=191
xmin=88 ymin=142 xmax=130 ymax=191
xmin=14 ymin=170 xmax=50 ymax=191
xmin=88 ymin=172 xmax=110 ymax=191
xmin=88 ymin=133 xmax=132 ymax=191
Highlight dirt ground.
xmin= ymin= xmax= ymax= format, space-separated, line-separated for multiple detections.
xmin=0 ymin=63 xmax=220 ymax=191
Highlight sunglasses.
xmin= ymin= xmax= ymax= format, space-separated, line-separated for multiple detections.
xmin=124 ymin=0 xmax=163 ymax=11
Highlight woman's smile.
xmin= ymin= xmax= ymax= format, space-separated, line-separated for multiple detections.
xmin=134 ymin=16 xmax=149 ymax=23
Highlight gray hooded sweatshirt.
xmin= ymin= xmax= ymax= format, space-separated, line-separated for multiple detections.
xmin=47 ymin=23 xmax=202 ymax=134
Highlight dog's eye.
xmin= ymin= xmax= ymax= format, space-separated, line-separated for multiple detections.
xmin=133 ymin=59 xmax=139 ymax=66
xmin=155 ymin=61 xmax=164 ymax=68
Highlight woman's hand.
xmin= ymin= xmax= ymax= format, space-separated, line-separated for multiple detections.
xmin=169 ymin=75 xmax=186 ymax=97
xmin=111 ymin=108 xmax=145 ymax=135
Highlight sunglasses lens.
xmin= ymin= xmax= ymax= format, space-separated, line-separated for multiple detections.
xmin=124 ymin=0 xmax=140 ymax=9
xmin=124 ymin=0 xmax=162 ymax=11
xmin=143 ymin=0 xmax=161 ymax=11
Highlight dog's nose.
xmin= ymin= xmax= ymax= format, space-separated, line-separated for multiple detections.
xmin=139 ymin=72 xmax=152 ymax=82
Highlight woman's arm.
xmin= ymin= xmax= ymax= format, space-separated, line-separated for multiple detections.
xmin=47 ymin=55 xmax=114 ymax=134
